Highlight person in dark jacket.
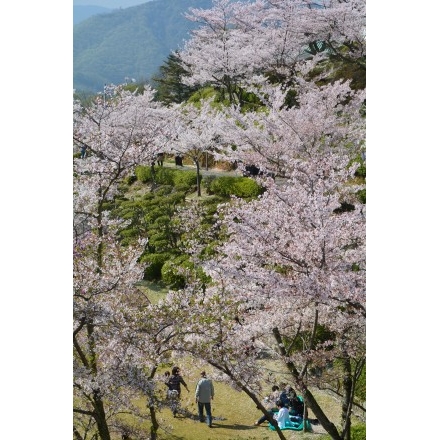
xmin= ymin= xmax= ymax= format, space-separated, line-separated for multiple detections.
xmin=167 ymin=366 xmax=189 ymax=416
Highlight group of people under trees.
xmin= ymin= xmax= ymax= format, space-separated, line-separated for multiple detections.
xmin=164 ymin=366 xmax=214 ymax=427
xmin=162 ymin=368 xmax=304 ymax=430
xmin=254 ymin=383 xmax=305 ymax=428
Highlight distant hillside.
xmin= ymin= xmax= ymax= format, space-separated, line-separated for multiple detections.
xmin=73 ymin=0 xmax=150 ymax=7
xmin=73 ymin=5 xmax=113 ymax=26
xmin=73 ymin=0 xmax=213 ymax=93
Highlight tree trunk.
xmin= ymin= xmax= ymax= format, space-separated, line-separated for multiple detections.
xmin=93 ymin=392 xmax=112 ymax=440
xmin=272 ymin=327 xmax=343 ymax=440
xmin=207 ymin=360 xmax=287 ymax=440
xmin=149 ymin=403 xmax=159 ymax=440
xmin=196 ymin=160 xmax=201 ymax=196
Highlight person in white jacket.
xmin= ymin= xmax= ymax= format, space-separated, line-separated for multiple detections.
xmin=273 ymin=400 xmax=290 ymax=429
xmin=195 ymin=371 xmax=215 ymax=427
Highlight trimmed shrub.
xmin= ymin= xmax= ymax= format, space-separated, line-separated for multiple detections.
xmin=135 ymin=165 xmax=153 ymax=183
xmin=161 ymin=255 xmax=190 ymax=289
xmin=154 ymin=167 xmax=175 ymax=185
xmin=233 ymin=178 xmax=264 ymax=198
xmin=172 ymin=170 xmax=199 ymax=189
xmin=141 ymin=252 xmax=172 ymax=281
xmin=209 ymin=176 xmax=237 ymax=197
xmin=208 ymin=176 xmax=263 ymax=199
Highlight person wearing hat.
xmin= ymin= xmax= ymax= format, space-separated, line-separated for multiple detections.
xmin=195 ymin=371 xmax=215 ymax=427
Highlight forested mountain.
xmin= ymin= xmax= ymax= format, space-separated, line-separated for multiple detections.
xmin=73 ymin=0 xmax=214 ymax=93
xmin=73 ymin=5 xmax=112 ymax=25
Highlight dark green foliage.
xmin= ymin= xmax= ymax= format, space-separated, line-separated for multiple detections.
xmin=154 ymin=167 xmax=176 ymax=186
xmin=141 ymin=252 xmax=173 ymax=281
xmin=357 ymin=188 xmax=366 ymax=204
xmin=152 ymin=52 xmax=199 ymax=104
xmin=135 ymin=165 xmax=200 ymax=189
xmin=206 ymin=177 xmax=236 ymax=196
xmin=124 ymin=174 xmax=137 ymax=185
xmin=334 ymin=202 xmax=355 ymax=214
xmin=355 ymin=162 xmax=366 ymax=179
xmin=285 ymin=324 xmax=336 ymax=355
xmin=161 ymin=254 xmax=211 ymax=289
xmin=207 ymin=176 xmax=263 ymax=199
xmin=161 ymin=255 xmax=190 ymax=289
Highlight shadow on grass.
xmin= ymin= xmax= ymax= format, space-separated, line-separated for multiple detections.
xmin=210 ymin=422 xmax=258 ymax=431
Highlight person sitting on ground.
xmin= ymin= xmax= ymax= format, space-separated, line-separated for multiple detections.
xmin=272 ymin=400 xmax=291 ymax=429
xmin=286 ymin=387 xmax=304 ymax=418
xmin=279 ymin=384 xmax=291 ymax=409
xmin=254 ymin=385 xmax=281 ymax=426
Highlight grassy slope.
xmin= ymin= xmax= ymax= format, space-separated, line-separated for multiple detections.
xmin=130 ymin=285 xmax=361 ymax=440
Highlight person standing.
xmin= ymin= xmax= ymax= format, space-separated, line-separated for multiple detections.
xmin=157 ymin=152 xmax=164 ymax=167
xmin=195 ymin=370 xmax=214 ymax=427
xmin=167 ymin=366 xmax=189 ymax=417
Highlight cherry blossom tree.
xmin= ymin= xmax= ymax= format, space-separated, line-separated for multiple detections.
xmin=179 ymin=0 xmax=366 ymax=98
xmin=72 ymin=1 xmax=366 ymax=438
xmin=73 ymin=86 xmax=189 ymax=440
xmin=166 ymin=99 xmax=223 ymax=196
xmin=213 ymin=76 xmax=365 ymax=176
xmin=172 ymin=150 xmax=365 ymax=440
xmin=165 ymin=64 xmax=365 ymax=440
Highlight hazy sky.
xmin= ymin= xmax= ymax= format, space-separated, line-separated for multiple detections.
xmin=73 ymin=0 xmax=153 ymax=8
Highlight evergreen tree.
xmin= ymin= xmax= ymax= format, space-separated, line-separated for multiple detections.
xmin=152 ymin=52 xmax=199 ymax=104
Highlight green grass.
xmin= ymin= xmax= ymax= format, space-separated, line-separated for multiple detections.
xmin=112 ymin=352 xmax=362 ymax=440
xmin=130 ymin=275 xmax=365 ymax=440
xmin=135 ymin=280 xmax=169 ymax=304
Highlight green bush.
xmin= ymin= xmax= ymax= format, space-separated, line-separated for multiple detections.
xmin=135 ymin=165 xmax=153 ymax=183
xmin=357 ymin=188 xmax=366 ymax=204
xmin=233 ymin=178 xmax=264 ymax=198
xmin=209 ymin=176 xmax=237 ymax=197
xmin=140 ymin=252 xmax=172 ymax=281
xmin=202 ymin=175 xmax=216 ymax=194
xmin=161 ymin=255 xmax=211 ymax=289
xmin=161 ymin=255 xmax=190 ymax=289
xmin=355 ymin=162 xmax=366 ymax=178
xmin=124 ymin=174 xmax=137 ymax=185
xmin=154 ymin=167 xmax=175 ymax=185
xmin=172 ymin=170 xmax=199 ymax=189
xmin=208 ymin=176 xmax=263 ymax=199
